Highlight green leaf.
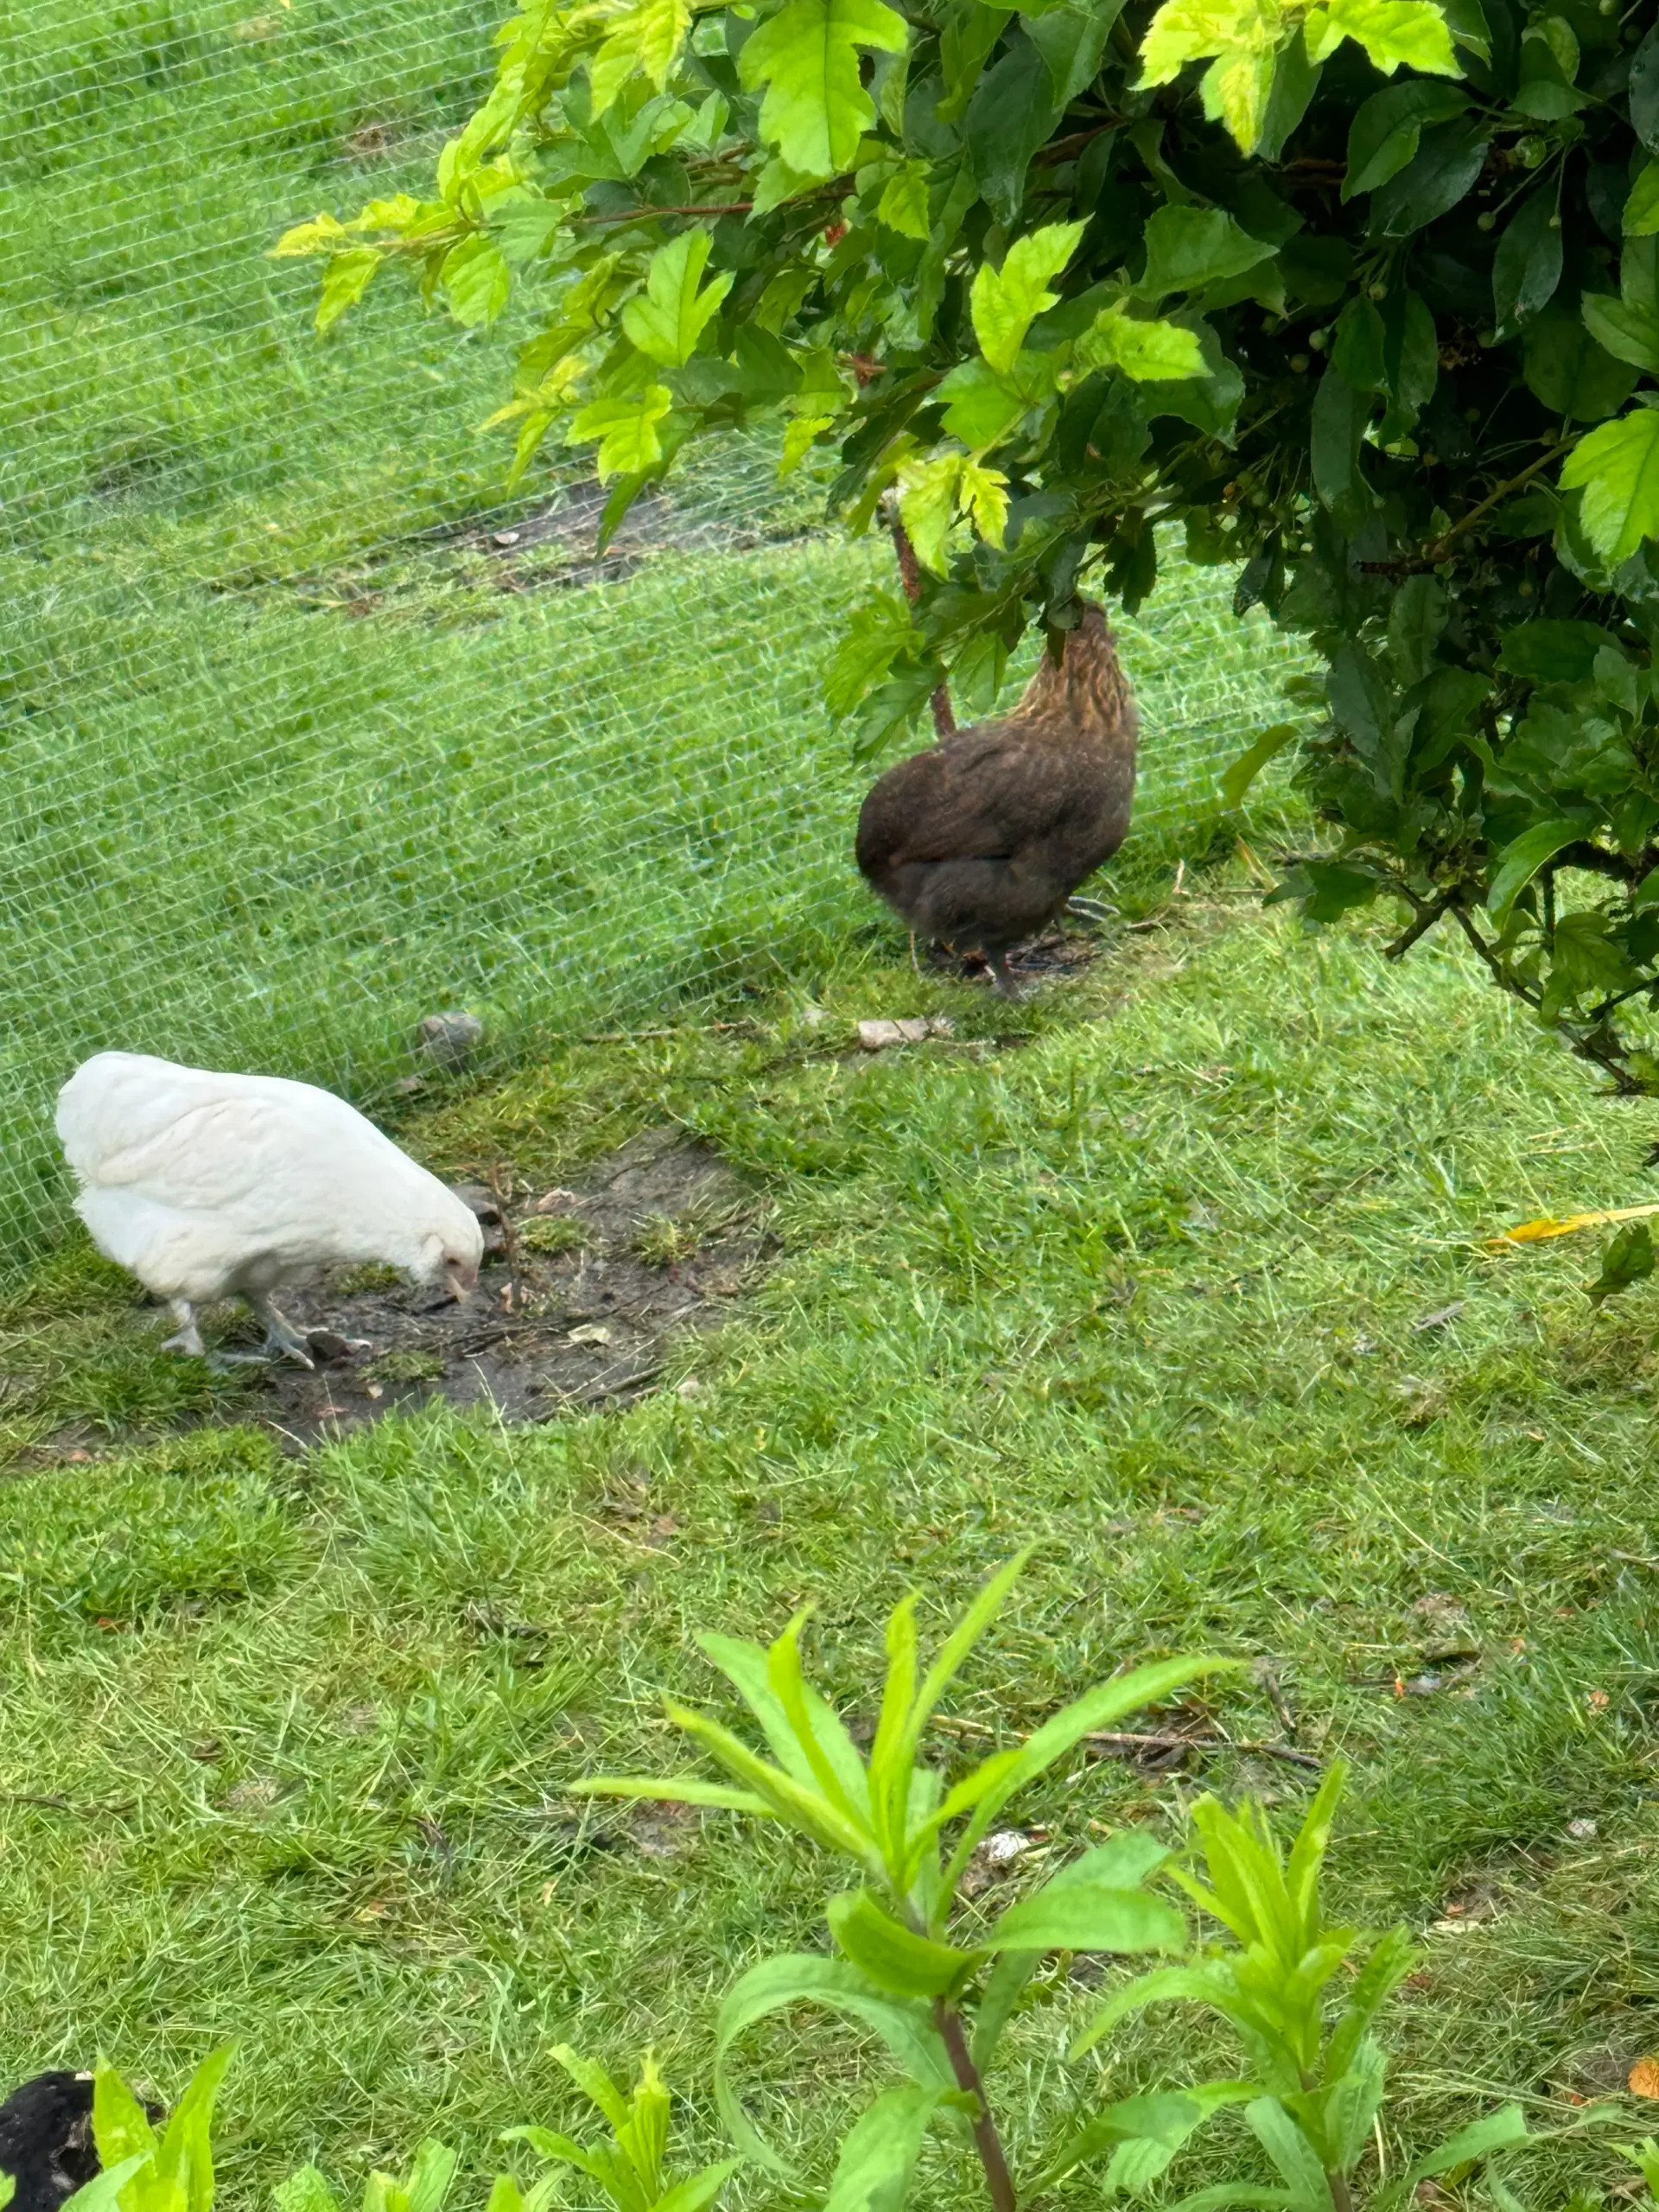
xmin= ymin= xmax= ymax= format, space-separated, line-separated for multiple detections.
xmin=714 ymin=1955 xmax=951 ymax=2175
xmin=273 ymin=2170 xmax=342 ymax=2212
xmin=963 ymin=31 xmax=1065 ymax=220
xmin=441 ymin=237 xmax=512 ymax=328
xmin=1244 ymin=2099 xmax=1335 ymax=2212
xmin=1331 ymin=296 xmax=1385 ymax=392
xmin=654 ymin=2162 xmax=741 ymax=2212
xmin=1311 ymin=369 xmax=1370 ymax=511
xmin=400 ymin=2147 xmax=457 ymax=2212
xmin=936 ymin=359 xmax=1035 ymax=450
xmin=588 ymin=0 xmax=693 ymax=109
xmin=1626 ymin=159 xmax=1659 ymax=238
xmin=1492 ymin=188 xmax=1562 ymax=337
xmin=933 ymin=1655 xmax=1232 ymax=1893
xmin=738 ymin=0 xmax=907 ymax=176
xmin=1084 ymin=308 xmax=1206 ymax=379
xmin=568 ymin=385 xmax=675 ymax=480
xmin=1523 ymin=312 xmax=1639 ymax=422
xmin=828 ymin=1889 xmax=977 ymax=1995
xmin=1319 ymin=0 xmax=1458 ymax=73
xmin=987 ymin=1883 xmax=1186 ymax=1954
xmin=823 ymin=2085 xmax=949 ymax=2212
xmin=825 ymin=591 xmax=921 ymax=719
xmin=971 ymin=222 xmax=1085 ymax=372
xmin=1369 ymin=120 xmax=1488 ymax=237
xmin=1386 ymin=574 xmax=1446 ymax=685
xmin=62 ymin=2158 xmax=150 ymax=2212
xmin=1220 ymin=722 xmax=1298 ymax=807
xmin=566 ymin=1774 xmax=773 ymax=1814
xmin=877 ymin=163 xmax=932 ymax=239
xmin=316 ymin=247 xmax=382 ymax=334
xmin=970 ymin=1950 xmax=1042 ymax=2070
xmin=1323 ymin=2038 xmax=1388 ymax=2172
xmin=1071 ymin=1962 xmax=1236 ymax=2056
xmin=1560 ymin=409 xmax=1659 ymax=562
xmin=1343 ymin=80 xmax=1467 ymax=198
xmin=1497 ymin=618 xmax=1618 ymax=683
xmin=1136 ymin=206 xmax=1275 ymax=297
xmin=620 ymin=233 xmax=733 ymax=366
xmin=1401 ymin=2107 xmax=1529 ymax=2185
xmin=1486 ymin=818 xmax=1582 ymax=924
xmin=1581 ymin=293 xmax=1659 ymax=375
xmin=156 ymin=2047 xmax=238 ymax=2212
xmin=92 ymin=2069 xmax=160 ymax=2187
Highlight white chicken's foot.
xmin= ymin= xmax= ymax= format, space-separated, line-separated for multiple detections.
xmin=160 ymin=1300 xmax=207 ymax=1359
xmin=247 ymin=1293 xmax=316 ymax=1370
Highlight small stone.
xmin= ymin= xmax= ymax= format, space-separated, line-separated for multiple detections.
xmin=568 ymin=1323 xmax=613 ymax=1346
xmin=417 ymin=1010 xmax=485 ymax=1068
xmin=493 ymin=529 xmax=521 ymax=547
xmin=534 ymin=1188 xmax=582 ymax=1213
xmin=857 ymin=1014 xmax=957 ymax=1050
xmin=676 ymin=1376 xmax=704 ymax=1398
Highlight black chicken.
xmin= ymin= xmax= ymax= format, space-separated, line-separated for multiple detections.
xmin=855 ymin=602 xmax=1138 ymax=994
xmin=0 ymin=2075 xmax=100 ymax=2212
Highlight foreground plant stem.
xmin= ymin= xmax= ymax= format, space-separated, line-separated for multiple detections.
xmin=933 ymin=1999 xmax=1017 ymax=2212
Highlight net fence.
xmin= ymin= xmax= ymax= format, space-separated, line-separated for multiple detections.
xmin=1 ymin=0 xmax=1311 ymax=1268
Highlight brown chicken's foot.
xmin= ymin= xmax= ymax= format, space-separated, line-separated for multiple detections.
xmin=1065 ymin=896 xmax=1119 ymax=926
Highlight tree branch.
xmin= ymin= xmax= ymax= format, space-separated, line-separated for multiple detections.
xmin=933 ymin=2001 xmax=1017 ymax=2212
xmin=888 ymin=509 xmax=957 ymax=739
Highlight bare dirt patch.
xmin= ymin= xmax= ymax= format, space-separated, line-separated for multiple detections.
xmin=200 ymin=1128 xmax=766 ymax=1447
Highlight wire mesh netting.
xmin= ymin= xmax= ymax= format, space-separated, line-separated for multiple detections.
xmin=2 ymin=0 xmax=1312 ymax=1268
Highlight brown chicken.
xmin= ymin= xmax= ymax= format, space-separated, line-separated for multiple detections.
xmin=855 ymin=602 xmax=1137 ymax=994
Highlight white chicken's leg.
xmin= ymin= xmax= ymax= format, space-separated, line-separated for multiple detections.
xmin=246 ymin=1292 xmax=315 ymax=1369
xmin=161 ymin=1299 xmax=207 ymax=1358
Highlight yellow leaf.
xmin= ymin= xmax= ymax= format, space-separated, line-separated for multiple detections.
xmin=1629 ymin=2056 xmax=1659 ymax=2100
xmin=1482 ymin=1201 xmax=1659 ymax=1252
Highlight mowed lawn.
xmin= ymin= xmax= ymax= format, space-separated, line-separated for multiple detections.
xmin=3 ymin=883 xmax=1659 ymax=2205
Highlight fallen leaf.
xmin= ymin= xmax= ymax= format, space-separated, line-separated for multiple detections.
xmin=1628 ymin=2056 xmax=1659 ymax=2099
xmin=1588 ymin=1688 xmax=1611 ymax=1712
xmin=1483 ymin=1201 xmax=1659 ymax=1251
xmin=535 ymin=1188 xmax=582 ymax=1213
xmin=1567 ymin=1817 xmax=1598 ymax=1840
xmin=567 ymin=1323 xmax=613 ymax=1345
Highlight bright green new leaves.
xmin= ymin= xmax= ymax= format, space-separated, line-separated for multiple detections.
xmin=568 ymin=386 xmax=675 ymax=478
xmin=1079 ymin=308 xmax=1207 ymax=379
xmin=442 ymin=236 xmax=512 ymax=327
xmin=897 ymin=454 xmax=1010 ymax=567
xmin=1560 ymin=407 xmax=1659 ymax=562
xmin=876 ymin=161 xmax=933 ymax=238
xmin=502 ymin=2050 xmax=740 ymax=2212
xmin=738 ymin=0 xmax=907 ymax=177
xmin=90 ymin=2049 xmax=237 ymax=2212
xmin=969 ymin=220 xmax=1084 ymax=371
xmin=1139 ymin=0 xmax=1458 ymax=151
xmin=589 ymin=0 xmax=694 ymax=111
xmin=1305 ymin=0 xmax=1459 ymax=75
xmin=620 ymin=232 xmax=732 ymax=364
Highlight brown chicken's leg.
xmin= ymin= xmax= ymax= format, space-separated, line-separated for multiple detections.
xmin=988 ymin=951 xmax=1023 ymax=997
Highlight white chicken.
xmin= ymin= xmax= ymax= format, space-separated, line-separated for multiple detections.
xmin=55 ymin=1052 xmax=484 ymax=1366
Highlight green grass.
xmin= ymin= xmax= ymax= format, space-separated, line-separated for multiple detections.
xmin=11 ymin=2 xmax=1658 ymax=2201
xmin=4 ymin=880 xmax=1659 ymax=2205
xmin=0 ymin=0 xmax=1306 ymax=1267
